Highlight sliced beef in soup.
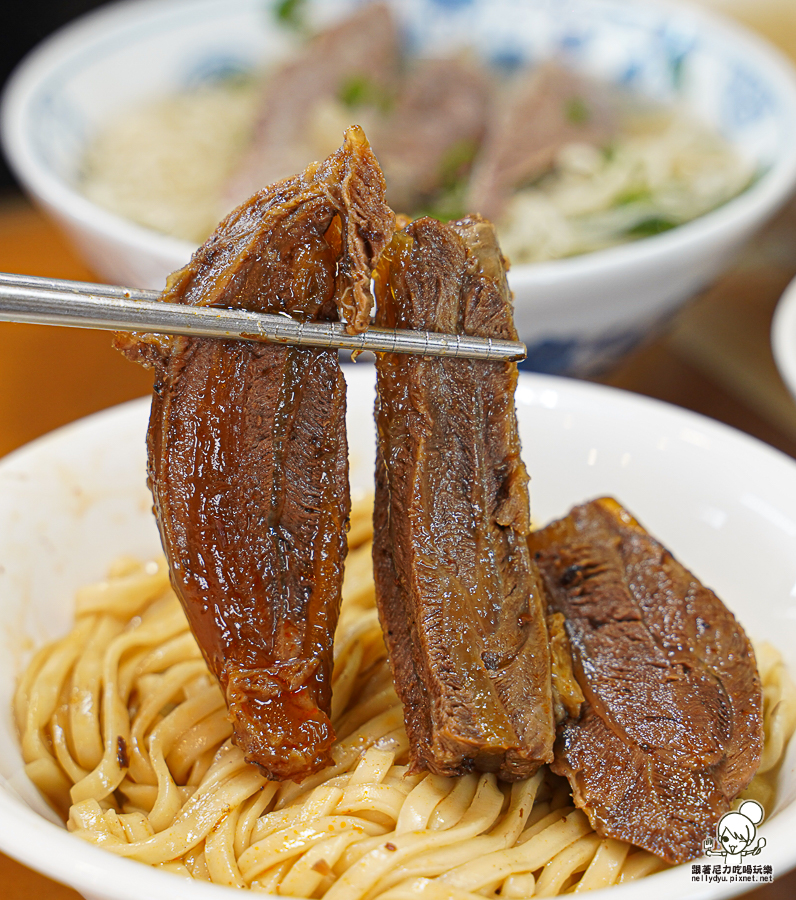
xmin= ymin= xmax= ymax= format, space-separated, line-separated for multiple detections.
xmin=373 ymin=55 xmax=493 ymax=215
xmin=468 ymin=63 xmax=616 ymax=221
xmin=224 ymin=3 xmax=400 ymax=209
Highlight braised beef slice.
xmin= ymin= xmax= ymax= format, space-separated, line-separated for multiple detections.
xmin=372 ymin=214 xmax=554 ymax=781
xmin=117 ymin=128 xmax=394 ymax=781
xmin=224 ymin=3 xmax=400 ymax=211
xmin=467 ymin=63 xmax=616 ymax=221
xmin=372 ymin=56 xmax=493 ymax=215
xmin=529 ymin=497 xmax=763 ymax=862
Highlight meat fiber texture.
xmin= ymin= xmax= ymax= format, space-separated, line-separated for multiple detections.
xmin=529 ymin=497 xmax=763 ymax=863
xmin=116 ymin=127 xmax=394 ymax=781
xmin=372 ymin=214 xmax=555 ymax=781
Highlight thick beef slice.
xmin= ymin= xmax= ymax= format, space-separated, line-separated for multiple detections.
xmin=467 ymin=63 xmax=616 ymax=221
xmin=529 ymin=497 xmax=763 ymax=862
xmin=372 ymin=56 xmax=493 ymax=214
xmin=117 ymin=128 xmax=394 ymax=781
xmin=372 ymin=214 xmax=554 ymax=781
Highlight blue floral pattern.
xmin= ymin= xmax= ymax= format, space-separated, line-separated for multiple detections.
xmin=519 ymin=329 xmax=647 ymax=378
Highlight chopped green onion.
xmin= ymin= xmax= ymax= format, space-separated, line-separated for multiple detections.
xmin=273 ymin=0 xmax=307 ymax=31
xmin=438 ymin=138 xmax=479 ymax=190
xmin=339 ymin=75 xmax=371 ymax=108
xmin=414 ymin=182 xmax=469 ymax=223
xmin=338 ymin=75 xmax=393 ymax=112
xmin=625 ymin=216 xmax=678 ymax=237
xmin=565 ymin=96 xmax=590 ymax=125
xmin=615 ymin=187 xmax=652 ymax=206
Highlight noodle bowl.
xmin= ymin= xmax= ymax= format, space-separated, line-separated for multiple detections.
xmin=6 ymin=0 xmax=796 ymax=377
xmin=2 ymin=370 xmax=796 ymax=898
xmin=15 ymin=519 xmax=796 ymax=896
xmin=80 ymin=81 xmax=754 ymax=263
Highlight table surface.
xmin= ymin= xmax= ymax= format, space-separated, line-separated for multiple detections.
xmin=1 ymin=193 xmax=795 ymax=899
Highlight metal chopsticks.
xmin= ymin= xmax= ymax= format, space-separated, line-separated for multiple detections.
xmin=0 ymin=272 xmax=526 ymax=362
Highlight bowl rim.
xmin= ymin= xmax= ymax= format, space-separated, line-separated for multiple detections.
xmin=1 ymin=372 xmax=796 ymax=900
xmin=771 ymin=273 xmax=796 ymax=402
xmin=4 ymin=0 xmax=796 ymax=291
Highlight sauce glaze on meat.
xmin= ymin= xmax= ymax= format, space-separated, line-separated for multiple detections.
xmin=529 ymin=497 xmax=763 ymax=862
xmin=117 ymin=127 xmax=394 ymax=781
xmin=372 ymin=214 xmax=555 ymax=781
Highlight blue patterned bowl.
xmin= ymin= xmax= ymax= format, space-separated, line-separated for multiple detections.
xmin=4 ymin=0 xmax=796 ymax=375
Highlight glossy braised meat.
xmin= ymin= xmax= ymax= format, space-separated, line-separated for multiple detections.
xmin=117 ymin=127 xmax=394 ymax=781
xmin=529 ymin=497 xmax=763 ymax=863
xmin=372 ymin=214 xmax=555 ymax=781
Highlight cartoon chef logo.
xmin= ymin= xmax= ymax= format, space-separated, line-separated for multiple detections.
xmin=703 ymin=799 xmax=767 ymax=862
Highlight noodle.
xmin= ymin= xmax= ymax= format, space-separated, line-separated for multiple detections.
xmin=80 ymin=82 xmax=752 ymax=262
xmin=15 ymin=495 xmax=796 ymax=896
xmin=81 ymin=81 xmax=259 ymax=244
xmin=497 ymin=109 xmax=753 ymax=263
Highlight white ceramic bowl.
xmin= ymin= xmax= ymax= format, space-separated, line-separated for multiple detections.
xmin=0 ymin=366 xmax=795 ymax=900
xmin=4 ymin=0 xmax=796 ymax=377
xmin=772 ymin=273 xmax=796 ymax=402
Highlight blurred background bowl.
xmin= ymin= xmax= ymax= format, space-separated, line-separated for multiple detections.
xmin=771 ymin=273 xmax=796 ymax=402
xmin=4 ymin=0 xmax=796 ymax=377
